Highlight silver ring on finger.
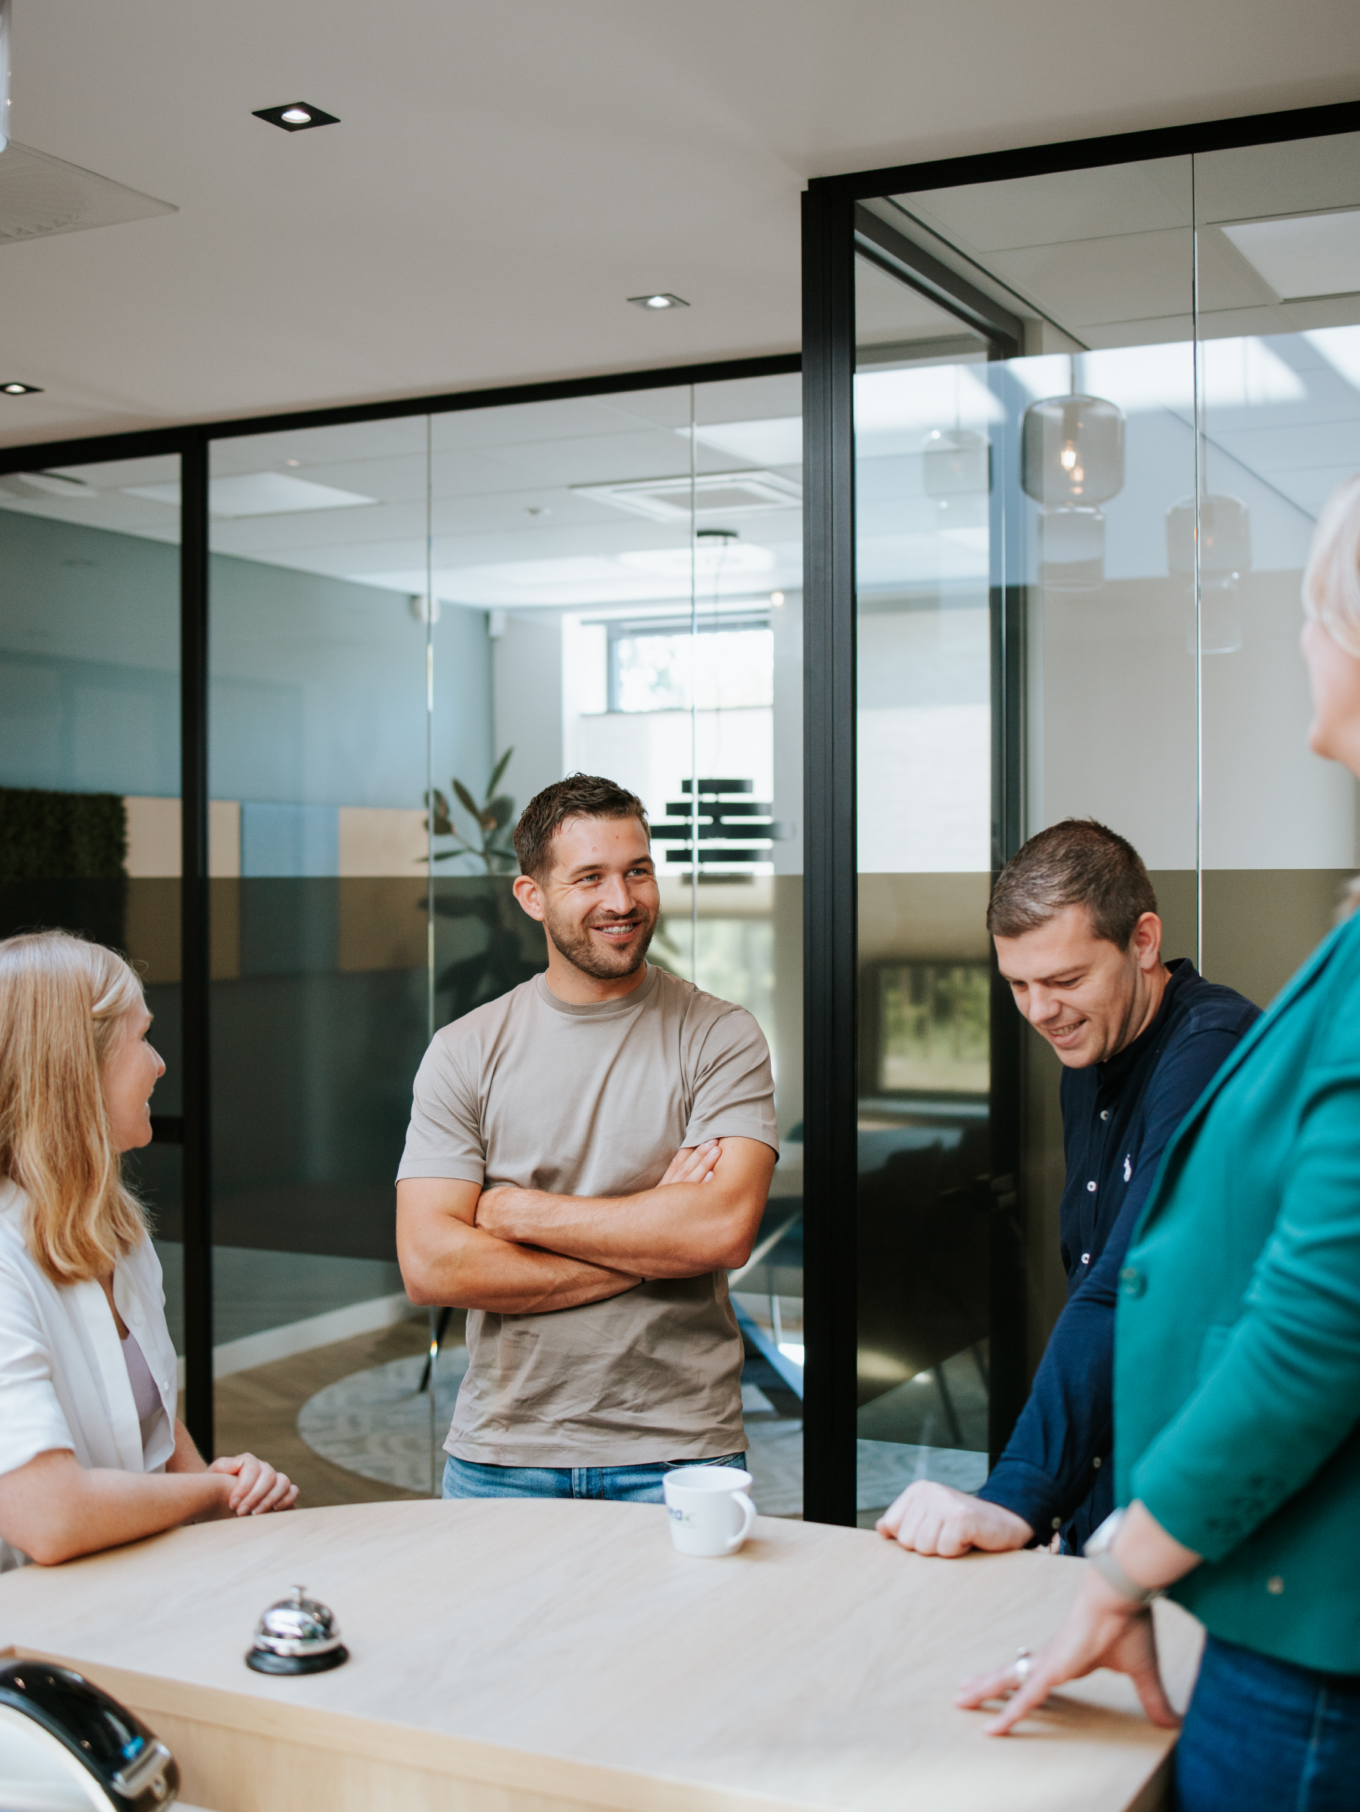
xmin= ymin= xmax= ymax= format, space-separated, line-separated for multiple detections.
xmin=1013 ymin=1647 xmax=1032 ymax=1685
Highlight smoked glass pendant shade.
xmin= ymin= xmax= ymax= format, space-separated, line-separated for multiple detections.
xmin=1166 ymin=494 xmax=1252 ymax=585
xmin=1021 ymin=394 xmax=1125 ymax=505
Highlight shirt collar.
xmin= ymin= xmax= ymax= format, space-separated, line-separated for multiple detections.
xmin=1097 ymin=957 xmax=1197 ymax=1090
xmin=533 ymin=961 xmax=660 ymax=1019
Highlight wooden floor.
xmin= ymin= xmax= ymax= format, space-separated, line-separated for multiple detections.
xmin=210 ymin=1313 xmax=466 ymax=1508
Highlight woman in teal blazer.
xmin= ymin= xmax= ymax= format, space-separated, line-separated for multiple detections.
xmin=959 ymin=475 xmax=1360 ymax=1811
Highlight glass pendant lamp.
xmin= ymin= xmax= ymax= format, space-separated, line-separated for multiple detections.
xmin=1167 ymin=493 xmax=1251 ymax=653
xmin=1022 ymin=385 xmax=1126 ymax=592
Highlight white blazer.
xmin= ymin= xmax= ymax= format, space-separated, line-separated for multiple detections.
xmin=0 ymin=1178 xmax=179 ymax=1571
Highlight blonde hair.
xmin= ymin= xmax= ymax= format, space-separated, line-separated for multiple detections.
xmin=0 ymin=931 xmax=149 ymax=1284
xmin=1303 ymin=472 xmax=1360 ymax=659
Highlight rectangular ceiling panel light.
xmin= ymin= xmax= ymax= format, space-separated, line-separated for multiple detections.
xmin=681 ymin=418 xmax=803 ymax=467
xmin=124 ymin=472 xmax=376 ymax=517
xmin=1221 ymin=209 xmax=1360 ymax=301
xmin=575 ymin=470 xmax=802 ymax=522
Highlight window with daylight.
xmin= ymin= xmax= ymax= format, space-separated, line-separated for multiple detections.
xmin=608 ymin=617 xmax=774 ymax=713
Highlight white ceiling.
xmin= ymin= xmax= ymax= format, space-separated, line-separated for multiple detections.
xmin=891 ymin=135 xmax=1360 ymax=349
xmin=0 ymin=0 xmax=1358 ymax=449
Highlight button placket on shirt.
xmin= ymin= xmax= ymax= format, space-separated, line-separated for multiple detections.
xmin=1084 ymin=1083 xmax=1116 ymax=1252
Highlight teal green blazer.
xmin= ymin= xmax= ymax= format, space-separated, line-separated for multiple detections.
xmin=1116 ymin=909 xmax=1360 ymax=1674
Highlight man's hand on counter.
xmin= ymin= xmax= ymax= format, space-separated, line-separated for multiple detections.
xmin=876 ymin=1481 xmax=1033 ymax=1557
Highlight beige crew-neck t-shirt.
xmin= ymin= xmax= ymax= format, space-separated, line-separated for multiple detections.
xmin=397 ymin=964 xmax=778 ymax=1467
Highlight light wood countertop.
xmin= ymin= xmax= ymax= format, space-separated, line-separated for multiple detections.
xmin=0 ymin=1500 xmax=1202 ymax=1812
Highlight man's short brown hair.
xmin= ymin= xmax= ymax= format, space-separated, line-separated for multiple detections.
xmin=512 ymin=774 xmax=650 ymax=882
xmin=987 ymin=819 xmax=1157 ymax=948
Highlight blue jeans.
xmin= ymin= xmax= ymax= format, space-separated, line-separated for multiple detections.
xmin=1174 ymin=1635 xmax=1360 ymax=1812
xmin=441 ymin=1452 xmax=746 ymax=1505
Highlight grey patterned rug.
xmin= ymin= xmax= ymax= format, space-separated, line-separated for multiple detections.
xmin=296 ymin=1351 xmax=986 ymax=1514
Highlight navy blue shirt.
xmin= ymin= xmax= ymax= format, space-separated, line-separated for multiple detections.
xmin=978 ymin=959 xmax=1260 ymax=1549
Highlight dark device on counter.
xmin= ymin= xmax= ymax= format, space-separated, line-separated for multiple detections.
xmin=246 ymin=1584 xmax=348 ymax=1676
xmin=0 ymin=1659 xmax=178 ymax=1811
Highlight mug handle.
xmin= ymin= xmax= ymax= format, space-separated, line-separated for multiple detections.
xmin=724 ymin=1491 xmax=757 ymax=1553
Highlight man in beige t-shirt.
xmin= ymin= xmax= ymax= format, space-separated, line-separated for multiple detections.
xmin=396 ymin=773 xmax=778 ymax=1502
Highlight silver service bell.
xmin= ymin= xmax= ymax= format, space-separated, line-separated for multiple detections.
xmin=246 ymin=1584 xmax=349 ymax=1676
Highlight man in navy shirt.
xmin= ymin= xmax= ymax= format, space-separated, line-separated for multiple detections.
xmin=877 ymin=819 xmax=1259 ymax=1558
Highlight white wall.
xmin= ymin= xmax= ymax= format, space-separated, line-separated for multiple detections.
xmin=1031 ymin=568 xmax=1356 ymax=869
xmin=1203 ymin=569 xmax=1357 ymax=868
xmin=856 ymin=600 xmax=991 ymax=874
xmin=492 ymin=612 xmax=565 ymax=816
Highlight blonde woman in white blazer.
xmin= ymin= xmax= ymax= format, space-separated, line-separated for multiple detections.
xmin=0 ymin=930 xmax=296 ymax=1569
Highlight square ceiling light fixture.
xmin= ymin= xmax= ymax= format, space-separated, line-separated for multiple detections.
xmin=0 ymin=469 xmax=86 ymax=499
xmin=253 ymin=102 xmax=340 ymax=132
xmin=1221 ymin=209 xmax=1360 ymax=301
xmin=575 ymin=470 xmax=801 ymax=522
xmin=683 ymin=417 xmax=802 ymax=467
xmin=123 ymin=472 xmax=373 ymax=517
xmin=628 ymin=293 xmax=688 ymax=310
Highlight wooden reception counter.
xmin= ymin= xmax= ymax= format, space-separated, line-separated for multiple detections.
xmin=0 ymin=1500 xmax=1202 ymax=1812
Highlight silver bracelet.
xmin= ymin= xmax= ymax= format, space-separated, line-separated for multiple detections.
xmin=1083 ymin=1509 xmax=1164 ymax=1607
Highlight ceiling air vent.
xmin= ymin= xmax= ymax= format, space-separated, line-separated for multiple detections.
xmin=0 ymin=142 xmax=175 ymax=245
xmin=574 ymin=470 xmax=802 ymax=523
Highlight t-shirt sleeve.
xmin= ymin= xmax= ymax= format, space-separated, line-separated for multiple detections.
xmin=395 ymin=1031 xmax=487 ymax=1184
xmin=0 ymin=1259 xmax=76 ymax=1477
xmin=683 ymin=1007 xmax=779 ymax=1153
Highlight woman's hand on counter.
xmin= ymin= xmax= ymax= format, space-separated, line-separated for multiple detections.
xmin=208 ymin=1453 xmax=299 ymax=1515
xmin=956 ymin=1570 xmax=1179 ymax=1735
xmin=956 ymin=1500 xmax=1198 ymax=1736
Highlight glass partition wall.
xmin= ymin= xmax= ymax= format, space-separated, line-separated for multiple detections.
xmin=199 ymin=377 xmax=804 ymax=1505
xmin=804 ymin=107 xmax=1360 ymax=1523
xmin=3 ymin=100 xmax=1355 ymax=1526
xmin=0 ymin=457 xmax=186 ymax=1364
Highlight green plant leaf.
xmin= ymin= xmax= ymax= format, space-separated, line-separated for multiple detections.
xmin=452 ymin=779 xmax=481 ymax=819
xmin=485 ymin=793 xmax=514 ymax=830
xmin=423 ymin=788 xmax=453 ymax=836
xmin=486 ymin=747 xmax=514 ymax=798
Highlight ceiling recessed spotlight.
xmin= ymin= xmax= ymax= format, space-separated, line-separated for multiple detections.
xmin=770 ymin=591 xmax=785 ymax=606
xmin=253 ymin=102 xmax=340 ymax=132
xmin=1 ymin=382 xmax=42 ymax=395
xmin=628 ymin=293 xmax=689 ymax=311
xmin=286 ymin=458 xmax=301 ymax=467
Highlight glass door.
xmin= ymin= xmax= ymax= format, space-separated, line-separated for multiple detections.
xmin=851 ymin=154 xmax=1202 ymax=1521
xmin=206 ymin=375 xmax=805 ymax=1511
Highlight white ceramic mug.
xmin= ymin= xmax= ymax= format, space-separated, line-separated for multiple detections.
xmin=663 ymin=1465 xmax=757 ymax=1557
